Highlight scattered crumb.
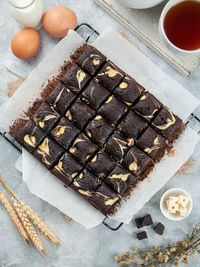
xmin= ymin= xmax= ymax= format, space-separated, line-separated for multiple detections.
xmin=173 ymin=157 xmax=195 ymax=177
xmin=168 ymin=149 xmax=176 ymax=158
xmin=64 ymin=214 xmax=72 ymax=223
xmin=147 ymin=178 xmax=152 ymax=183
xmin=120 ymin=31 xmax=131 ymax=43
xmin=135 ymin=43 xmax=142 ymax=52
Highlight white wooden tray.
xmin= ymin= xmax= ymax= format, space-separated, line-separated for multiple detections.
xmin=94 ymin=0 xmax=200 ymax=76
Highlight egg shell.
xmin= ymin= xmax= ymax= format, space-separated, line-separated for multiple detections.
xmin=42 ymin=6 xmax=77 ymax=38
xmin=11 ymin=28 xmax=40 ymax=59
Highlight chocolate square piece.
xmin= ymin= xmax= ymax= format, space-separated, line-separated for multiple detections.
xmin=114 ymin=75 xmax=145 ymax=106
xmin=51 ymin=152 xmax=82 ymax=186
xmin=86 ymin=115 xmax=114 ymax=147
xmin=81 ymin=79 xmax=110 ymax=110
xmin=15 ymin=120 xmax=46 ymax=153
xmin=152 ymin=107 xmax=184 ymax=141
xmin=105 ymin=131 xmax=130 ymax=162
xmin=76 ymin=46 xmax=107 ymax=75
xmin=89 ymin=183 xmax=120 ymax=215
xmin=142 ymin=214 xmax=153 ymax=226
xmin=45 ymin=82 xmax=76 ymax=115
xmin=69 ymin=133 xmax=98 ymax=164
xmin=70 ymin=169 xmax=102 ymax=200
xmin=133 ymin=92 xmax=162 ymax=122
xmin=153 ymin=223 xmax=165 ymax=235
xmin=137 ymin=231 xmax=148 ymax=240
xmin=88 ymin=151 xmax=115 ymax=179
xmin=33 ymin=136 xmax=64 ymax=169
xmin=137 ymin=127 xmax=166 ymax=160
xmin=135 ymin=217 xmax=143 ymax=229
xmin=51 ymin=117 xmax=79 ymax=149
xmin=98 ymin=95 xmax=127 ymax=126
xmin=106 ymin=165 xmax=137 ymax=195
xmin=32 ymin=102 xmax=60 ymax=132
xmin=96 ymin=61 xmax=125 ymax=91
xmin=65 ymin=98 xmax=95 ymax=130
xmin=122 ymin=146 xmax=154 ymax=176
xmin=119 ymin=111 xmax=147 ymax=140
xmin=61 ymin=63 xmax=90 ymax=94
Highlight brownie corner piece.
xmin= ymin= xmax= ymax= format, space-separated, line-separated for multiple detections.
xmin=137 ymin=231 xmax=148 ymax=240
xmin=51 ymin=152 xmax=82 ymax=186
xmin=133 ymin=91 xmax=162 ymax=122
xmin=33 ymin=136 xmax=65 ymax=169
xmin=15 ymin=119 xmax=46 ymax=153
xmin=76 ymin=45 xmax=106 ymax=75
xmin=61 ymin=63 xmax=90 ymax=93
xmin=114 ymin=75 xmax=145 ymax=105
xmin=153 ymin=222 xmax=165 ymax=235
xmin=142 ymin=214 xmax=153 ymax=226
xmin=96 ymin=60 xmax=125 ymax=91
xmin=152 ymin=106 xmax=185 ymax=142
xmin=135 ymin=217 xmax=143 ymax=229
xmin=89 ymin=183 xmax=120 ymax=215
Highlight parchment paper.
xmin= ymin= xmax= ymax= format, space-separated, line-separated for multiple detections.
xmin=1 ymin=28 xmax=199 ymax=228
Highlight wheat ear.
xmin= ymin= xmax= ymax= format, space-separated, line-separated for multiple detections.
xmin=0 ymin=192 xmax=29 ymax=242
xmin=11 ymin=197 xmax=46 ymax=255
xmin=21 ymin=201 xmax=60 ymax=246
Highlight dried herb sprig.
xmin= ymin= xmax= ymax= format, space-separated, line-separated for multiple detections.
xmin=115 ymin=223 xmax=200 ymax=266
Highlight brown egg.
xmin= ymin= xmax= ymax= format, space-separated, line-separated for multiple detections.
xmin=42 ymin=6 xmax=77 ymax=38
xmin=11 ymin=28 xmax=40 ymax=59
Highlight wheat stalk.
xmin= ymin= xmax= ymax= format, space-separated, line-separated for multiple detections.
xmin=0 ymin=192 xmax=29 ymax=242
xmin=11 ymin=197 xmax=46 ymax=256
xmin=21 ymin=201 xmax=60 ymax=246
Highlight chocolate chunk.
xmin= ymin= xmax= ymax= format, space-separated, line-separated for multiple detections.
xmin=133 ymin=92 xmax=162 ymax=122
xmin=98 ymin=95 xmax=127 ymax=126
xmin=69 ymin=133 xmax=98 ymax=165
xmin=76 ymin=46 xmax=107 ymax=75
xmin=114 ymin=75 xmax=145 ymax=106
xmin=61 ymin=63 xmax=90 ymax=94
xmin=81 ymin=79 xmax=110 ymax=110
xmin=51 ymin=152 xmax=82 ymax=186
xmin=142 ymin=214 xmax=153 ymax=226
xmin=96 ymin=61 xmax=125 ymax=91
xmin=31 ymin=102 xmax=60 ymax=132
xmin=153 ymin=223 xmax=165 ymax=235
xmin=135 ymin=217 xmax=143 ymax=229
xmin=45 ymin=82 xmax=76 ymax=115
xmin=15 ymin=120 xmax=46 ymax=153
xmin=51 ymin=117 xmax=79 ymax=149
xmin=86 ymin=115 xmax=114 ymax=147
xmin=65 ymin=98 xmax=95 ymax=130
xmin=137 ymin=231 xmax=148 ymax=240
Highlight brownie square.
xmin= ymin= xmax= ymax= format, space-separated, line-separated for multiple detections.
xmin=76 ymin=46 xmax=107 ymax=76
xmin=133 ymin=92 xmax=162 ymax=122
xmin=106 ymin=165 xmax=137 ymax=195
xmin=69 ymin=133 xmax=98 ymax=165
xmin=137 ymin=231 xmax=148 ymax=240
xmin=152 ymin=106 xmax=184 ymax=141
xmin=86 ymin=115 xmax=114 ymax=147
xmin=70 ymin=169 xmax=102 ymax=200
xmin=81 ymin=79 xmax=110 ymax=110
xmin=89 ymin=183 xmax=120 ymax=215
xmin=51 ymin=117 xmax=79 ymax=149
xmin=61 ymin=63 xmax=90 ymax=94
xmin=33 ymin=136 xmax=65 ymax=169
xmin=114 ymin=75 xmax=145 ymax=106
xmin=32 ymin=102 xmax=60 ymax=132
xmin=135 ymin=217 xmax=143 ymax=229
xmin=51 ymin=152 xmax=82 ymax=186
xmin=15 ymin=120 xmax=46 ymax=153
xmin=87 ymin=151 xmax=115 ymax=179
xmin=45 ymin=82 xmax=76 ymax=115
xmin=65 ymin=98 xmax=95 ymax=130
xmin=98 ymin=95 xmax=127 ymax=126
xmin=153 ymin=223 xmax=165 ymax=235
xmin=96 ymin=61 xmax=125 ymax=91
xmin=105 ymin=131 xmax=130 ymax=162
xmin=142 ymin=214 xmax=153 ymax=226
xmin=119 ymin=111 xmax=147 ymax=140
xmin=122 ymin=145 xmax=154 ymax=176
xmin=136 ymin=127 xmax=166 ymax=160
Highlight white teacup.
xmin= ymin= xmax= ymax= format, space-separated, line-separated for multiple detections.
xmin=115 ymin=0 xmax=165 ymax=9
xmin=159 ymin=0 xmax=200 ymax=55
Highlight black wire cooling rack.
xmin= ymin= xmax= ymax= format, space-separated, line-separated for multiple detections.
xmin=1 ymin=23 xmax=200 ymax=231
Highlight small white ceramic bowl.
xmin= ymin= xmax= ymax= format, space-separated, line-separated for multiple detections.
xmin=160 ymin=188 xmax=193 ymax=221
xmin=116 ymin=0 xmax=165 ymax=9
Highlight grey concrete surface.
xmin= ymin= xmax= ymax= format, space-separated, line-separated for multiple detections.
xmin=0 ymin=0 xmax=200 ymax=266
